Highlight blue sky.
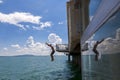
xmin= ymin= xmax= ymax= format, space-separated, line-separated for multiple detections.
xmin=0 ymin=0 xmax=68 ymax=56
xmin=0 ymin=0 xmax=102 ymax=56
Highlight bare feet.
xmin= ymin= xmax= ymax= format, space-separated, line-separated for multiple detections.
xmin=50 ymin=54 xmax=54 ymax=61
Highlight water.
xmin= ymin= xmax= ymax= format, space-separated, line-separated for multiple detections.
xmin=0 ymin=56 xmax=81 ymax=80
xmin=82 ymin=53 xmax=120 ymax=80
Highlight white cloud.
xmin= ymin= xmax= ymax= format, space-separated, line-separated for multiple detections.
xmin=0 ymin=12 xmax=52 ymax=30
xmin=10 ymin=36 xmax=50 ymax=56
xmin=98 ymin=28 xmax=120 ymax=54
xmin=0 ymin=0 xmax=3 ymax=4
xmin=33 ymin=21 xmax=52 ymax=30
xmin=40 ymin=22 xmax=52 ymax=29
xmin=11 ymin=44 xmax=20 ymax=49
xmin=7 ymin=33 xmax=63 ymax=56
xmin=25 ymin=25 xmax=30 ymax=29
xmin=85 ymin=34 xmax=96 ymax=49
xmin=48 ymin=33 xmax=62 ymax=45
xmin=0 ymin=12 xmax=41 ymax=30
xmin=3 ymin=48 xmax=8 ymax=51
xmin=83 ymin=28 xmax=120 ymax=55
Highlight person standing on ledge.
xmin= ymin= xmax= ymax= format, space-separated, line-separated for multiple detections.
xmin=93 ymin=39 xmax=104 ymax=61
xmin=46 ymin=42 xmax=55 ymax=61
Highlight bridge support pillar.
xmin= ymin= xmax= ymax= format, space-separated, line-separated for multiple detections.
xmin=68 ymin=54 xmax=71 ymax=62
xmin=71 ymin=53 xmax=81 ymax=70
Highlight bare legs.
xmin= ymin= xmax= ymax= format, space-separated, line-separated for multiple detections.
xmin=93 ymin=39 xmax=104 ymax=61
xmin=93 ymin=49 xmax=99 ymax=61
xmin=50 ymin=52 xmax=54 ymax=61
xmin=46 ymin=42 xmax=55 ymax=61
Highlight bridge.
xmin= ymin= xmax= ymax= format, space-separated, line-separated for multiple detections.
xmin=55 ymin=0 xmax=120 ymax=79
xmin=56 ymin=0 xmax=90 ymax=64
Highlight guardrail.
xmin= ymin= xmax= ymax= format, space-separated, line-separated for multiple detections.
xmin=56 ymin=44 xmax=69 ymax=52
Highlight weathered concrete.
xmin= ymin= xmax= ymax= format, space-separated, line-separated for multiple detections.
xmin=56 ymin=0 xmax=90 ymax=67
xmin=67 ymin=0 xmax=89 ymax=66
xmin=67 ymin=0 xmax=81 ymax=54
xmin=68 ymin=54 xmax=71 ymax=62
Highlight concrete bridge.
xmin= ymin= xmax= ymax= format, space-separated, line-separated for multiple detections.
xmin=56 ymin=0 xmax=90 ymax=64
xmin=56 ymin=0 xmax=120 ymax=79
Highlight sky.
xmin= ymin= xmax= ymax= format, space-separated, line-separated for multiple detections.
xmin=0 ymin=0 xmax=102 ymax=56
xmin=0 ymin=0 xmax=68 ymax=56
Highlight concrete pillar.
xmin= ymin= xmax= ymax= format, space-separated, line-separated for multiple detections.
xmin=81 ymin=0 xmax=90 ymax=34
xmin=71 ymin=54 xmax=81 ymax=66
xmin=68 ymin=54 xmax=71 ymax=62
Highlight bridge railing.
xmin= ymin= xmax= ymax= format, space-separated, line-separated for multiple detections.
xmin=56 ymin=44 xmax=69 ymax=52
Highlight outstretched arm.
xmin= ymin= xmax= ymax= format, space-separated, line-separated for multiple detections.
xmin=46 ymin=42 xmax=51 ymax=46
xmin=46 ymin=42 xmax=54 ymax=50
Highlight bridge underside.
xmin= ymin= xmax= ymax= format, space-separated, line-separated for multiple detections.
xmin=55 ymin=0 xmax=89 ymax=67
xmin=67 ymin=0 xmax=89 ymax=55
xmin=56 ymin=0 xmax=89 ymax=55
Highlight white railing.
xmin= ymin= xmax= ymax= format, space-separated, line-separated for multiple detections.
xmin=56 ymin=44 xmax=69 ymax=52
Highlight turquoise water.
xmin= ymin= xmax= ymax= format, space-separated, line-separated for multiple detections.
xmin=0 ymin=56 xmax=81 ymax=80
xmin=82 ymin=53 xmax=120 ymax=80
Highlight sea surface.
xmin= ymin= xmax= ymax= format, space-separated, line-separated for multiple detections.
xmin=82 ymin=53 xmax=120 ymax=80
xmin=0 ymin=56 xmax=81 ymax=80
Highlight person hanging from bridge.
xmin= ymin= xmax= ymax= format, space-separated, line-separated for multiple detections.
xmin=46 ymin=42 xmax=55 ymax=61
xmin=93 ymin=39 xmax=105 ymax=61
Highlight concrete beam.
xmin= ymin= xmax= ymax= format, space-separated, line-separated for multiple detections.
xmin=67 ymin=0 xmax=90 ymax=54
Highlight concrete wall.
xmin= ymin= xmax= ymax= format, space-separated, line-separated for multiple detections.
xmin=67 ymin=0 xmax=89 ymax=54
xmin=67 ymin=0 xmax=81 ymax=54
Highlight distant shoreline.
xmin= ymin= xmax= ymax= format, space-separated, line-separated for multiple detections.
xmin=0 ymin=54 xmax=65 ymax=57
